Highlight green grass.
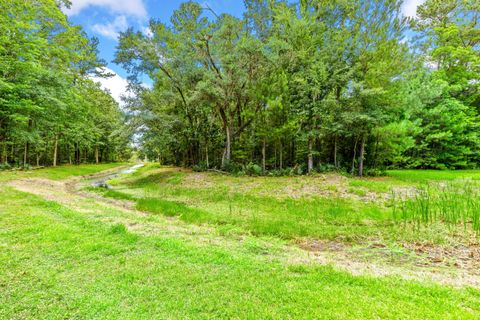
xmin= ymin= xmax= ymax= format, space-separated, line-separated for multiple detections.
xmin=98 ymin=165 xmax=480 ymax=243
xmin=86 ymin=186 xmax=136 ymax=201
xmin=1 ymin=187 xmax=479 ymax=319
xmin=137 ymin=184 xmax=389 ymax=240
xmin=349 ymin=179 xmax=391 ymax=193
xmin=0 ymin=162 xmax=127 ymax=183
xmin=348 ymin=187 xmax=368 ymax=197
xmin=388 ymin=169 xmax=480 ymax=183
xmin=392 ymin=181 xmax=480 ymax=233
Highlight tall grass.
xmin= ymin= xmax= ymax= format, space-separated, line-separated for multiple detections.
xmin=391 ymin=180 xmax=480 ymax=234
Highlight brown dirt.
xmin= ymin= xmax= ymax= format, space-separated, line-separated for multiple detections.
xmin=298 ymin=239 xmax=480 ymax=288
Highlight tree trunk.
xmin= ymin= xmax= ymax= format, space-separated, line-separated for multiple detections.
xmin=95 ymin=145 xmax=99 ymax=164
xmin=358 ymin=135 xmax=366 ymax=177
xmin=308 ymin=137 xmax=314 ymax=173
xmin=222 ymin=125 xmax=231 ymax=168
xmin=36 ymin=154 xmax=40 ymax=167
xmin=351 ymin=136 xmax=358 ymax=175
xmin=262 ymin=137 xmax=266 ymax=174
xmin=205 ymin=145 xmax=209 ymax=168
xmin=53 ymin=135 xmax=58 ymax=167
xmin=3 ymin=142 xmax=7 ymax=164
xmin=334 ymin=135 xmax=338 ymax=168
xmin=317 ymin=138 xmax=322 ymax=169
xmin=279 ymin=141 xmax=283 ymax=169
xmin=23 ymin=143 xmax=28 ymax=166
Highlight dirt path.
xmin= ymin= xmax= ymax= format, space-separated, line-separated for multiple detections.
xmin=6 ymin=167 xmax=480 ymax=288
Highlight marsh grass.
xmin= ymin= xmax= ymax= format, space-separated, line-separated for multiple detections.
xmin=392 ymin=180 xmax=480 ymax=234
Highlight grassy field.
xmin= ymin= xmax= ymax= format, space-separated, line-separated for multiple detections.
xmin=97 ymin=165 xmax=480 ymax=243
xmin=1 ymin=163 xmax=480 ymax=319
xmin=0 ymin=162 xmax=127 ymax=183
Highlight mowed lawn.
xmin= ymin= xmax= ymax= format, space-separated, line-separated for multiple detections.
xmin=1 ymin=164 xmax=480 ymax=319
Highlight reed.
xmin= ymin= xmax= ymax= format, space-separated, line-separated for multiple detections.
xmin=391 ymin=180 xmax=480 ymax=234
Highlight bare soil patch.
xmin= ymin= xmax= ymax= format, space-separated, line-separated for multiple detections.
xmin=298 ymin=239 xmax=480 ymax=287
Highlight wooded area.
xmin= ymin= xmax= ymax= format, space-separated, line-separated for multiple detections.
xmin=1 ymin=0 xmax=479 ymax=176
xmin=116 ymin=0 xmax=479 ymax=176
xmin=0 ymin=0 xmax=131 ymax=169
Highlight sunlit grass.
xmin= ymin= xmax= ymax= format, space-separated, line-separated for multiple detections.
xmin=0 ymin=162 xmax=128 ymax=183
xmin=388 ymin=170 xmax=480 ymax=183
xmin=98 ymin=165 xmax=480 ymax=243
xmin=1 ymin=186 xmax=479 ymax=319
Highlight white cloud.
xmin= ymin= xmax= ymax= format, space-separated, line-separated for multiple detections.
xmin=141 ymin=26 xmax=153 ymax=39
xmin=65 ymin=0 xmax=147 ymax=19
xmin=401 ymin=0 xmax=426 ymax=18
xmin=91 ymin=15 xmax=128 ymax=40
xmin=91 ymin=68 xmax=130 ymax=105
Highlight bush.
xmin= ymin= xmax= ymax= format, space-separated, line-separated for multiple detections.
xmin=192 ymin=161 xmax=209 ymax=172
xmin=364 ymin=168 xmax=387 ymax=177
xmin=222 ymin=161 xmax=243 ymax=174
xmin=294 ymin=165 xmax=306 ymax=175
xmin=245 ymin=162 xmax=262 ymax=176
xmin=0 ymin=162 xmax=11 ymax=170
xmin=268 ymin=168 xmax=296 ymax=176
xmin=318 ymin=163 xmax=337 ymax=173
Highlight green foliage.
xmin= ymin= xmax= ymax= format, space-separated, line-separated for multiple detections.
xmin=245 ymin=163 xmax=263 ymax=176
xmin=114 ymin=0 xmax=479 ymax=175
xmin=0 ymin=0 xmax=131 ymax=167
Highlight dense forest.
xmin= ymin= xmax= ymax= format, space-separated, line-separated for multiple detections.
xmin=116 ymin=0 xmax=479 ymax=176
xmin=0 ymin=0 xmax=131 ymax=168
xmin=1 ymin=0 xmax=479 ymax=175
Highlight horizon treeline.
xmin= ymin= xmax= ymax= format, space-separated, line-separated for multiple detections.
xmin=117 ymin=0 xmax=479 ymax=176
xmin=0 ymin=0 xmax=132 ymax=169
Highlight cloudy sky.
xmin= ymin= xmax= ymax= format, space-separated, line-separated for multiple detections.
xmin=64 ymin=0 xmax=425 ymax=104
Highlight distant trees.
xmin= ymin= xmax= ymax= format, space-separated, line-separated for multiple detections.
xmin=0 ymin=0 xmax=131 ymax=168
xmin=117 ymin=0 xmax=479 ymax=174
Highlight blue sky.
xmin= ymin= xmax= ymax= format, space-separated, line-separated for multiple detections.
xmin=63 ymin=0 xmax=424 ymax=104
xmin=64 ymin=1 xmax=246 ymax=103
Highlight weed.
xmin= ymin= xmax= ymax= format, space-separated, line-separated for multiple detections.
xmin=392 ymin=180 xmax=480 ymax=234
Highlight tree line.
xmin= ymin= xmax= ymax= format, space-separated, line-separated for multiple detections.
xmin=0 ymin=0 xmax=131 ymax=169
xmin=117 ymin=0 xmax=479 ymax=176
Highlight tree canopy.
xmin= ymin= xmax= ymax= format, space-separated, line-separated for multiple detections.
xmin=0 ymin=0 xmax=131 ymax=168
xmin=115 ymin=0 xmax=479 ymax=175
xmin=2 ymin=0 xmax=478 ymax=174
